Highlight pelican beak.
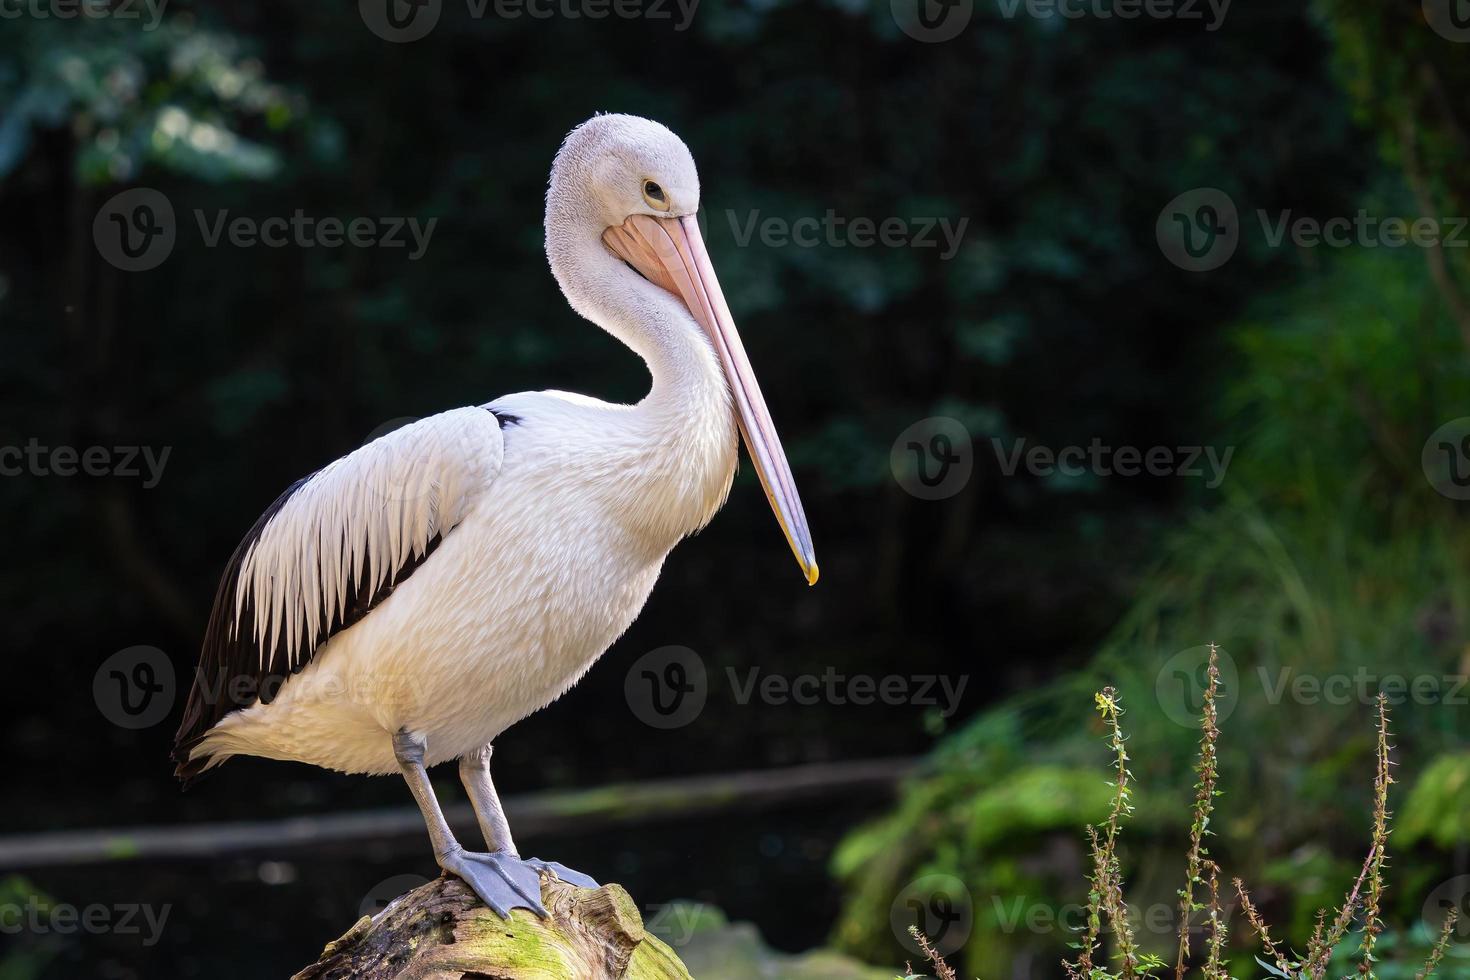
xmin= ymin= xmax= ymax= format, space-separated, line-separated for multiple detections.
xmin=603 ymin=213 xmax=819 ymax=585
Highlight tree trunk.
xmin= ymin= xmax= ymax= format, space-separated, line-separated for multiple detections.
xmin=293 ymin=873 xmax=694 ymax=980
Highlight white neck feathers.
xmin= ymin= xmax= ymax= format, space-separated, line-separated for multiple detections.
xmin=543 ymin=167 xmax=737 ymax=543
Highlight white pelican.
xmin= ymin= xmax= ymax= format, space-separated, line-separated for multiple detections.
xmin=171 ymin=113 xmax=817 ymax=917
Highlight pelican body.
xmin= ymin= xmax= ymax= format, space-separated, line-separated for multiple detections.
xmin=172 ymin=114 xmax=817 ymax=916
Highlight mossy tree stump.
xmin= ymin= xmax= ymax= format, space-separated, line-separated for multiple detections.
xmin=294 ymin=873 xmax=694 ymax=979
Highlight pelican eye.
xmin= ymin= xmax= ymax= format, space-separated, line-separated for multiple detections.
xmin=642 ymin=180 xmax=670 ymax=211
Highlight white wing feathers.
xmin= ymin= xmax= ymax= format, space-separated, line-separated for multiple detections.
xmin=232 ymin=406 xmax=505 ymax=671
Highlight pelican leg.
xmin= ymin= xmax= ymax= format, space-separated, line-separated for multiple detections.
xmin=459 ymin=742 xmax=600 ymax=891
xmin=392 ymin=730 xmax=546 ymax=918
xmin=458 ymin=745 xmax=518 ymax=855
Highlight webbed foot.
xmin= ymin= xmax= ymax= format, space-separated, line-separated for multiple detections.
xmin=439 ymin=847 xmax=547 ymax=919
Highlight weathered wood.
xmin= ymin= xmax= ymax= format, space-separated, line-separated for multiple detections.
xmin=293 ymin=872 xmax=693 ymax=980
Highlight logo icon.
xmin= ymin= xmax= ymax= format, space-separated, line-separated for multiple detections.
xmin=624 ymin=646 xmax=707 ymax=729
xmin=1424 ymin=0 xmax=1470 ymax=41
xmin=1422 ymin=875 xmax=1470 ymax=958
xmin=890 ymin=873 xmax=973 ymax=958
xmin=1155 ymin=645 xmax=1238 ymax=728
xmin=360 ymin=415 xmax=448 ymax=507
xmin=93 ymin=189 xmax=176 ymax=272
xmin=359 ymin=873 xmax=432 ymax=918
xmin=1423 ymin=418 xmax=1470 ymax=500
xmin=94 ymin=645 xmax=176 ymax=730
xmin=360 ymin=0 xmax=442 ymax=41
xmin=1156 ymin=188 xmax=1239 ymax=272
xmin=891 ymin=0 xmax=972 ymax=42
xmin=891 ymin=417 xmax=974 ymax=500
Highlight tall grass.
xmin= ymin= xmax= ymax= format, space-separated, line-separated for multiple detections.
xmin=902 ymin=656 xmax=1459 ymax=980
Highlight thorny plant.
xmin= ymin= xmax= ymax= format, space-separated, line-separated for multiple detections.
xmin=903 ymin=925 xmax=959 ymax=980
xmin=899 ymin=645 xmax=1461 ymax=980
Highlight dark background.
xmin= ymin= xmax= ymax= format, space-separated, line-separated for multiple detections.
xmin=3 ymin=0 xmax=1469 ymax=977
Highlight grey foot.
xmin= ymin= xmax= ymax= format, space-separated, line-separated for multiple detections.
xmin=439 ymin=848 xmax=547 ymax=919
xmin=524 ymin=857 xmax=600 ymax=890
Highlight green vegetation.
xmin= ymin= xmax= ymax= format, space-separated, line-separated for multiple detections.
xmin=0 ymin=877 xmax=57 ymax=980
xmin=1401 ymin=754 xmax=1470 ymax=851
xmin=897 ymin=670 xmax=1460 ymax=980
xmin=834 ymin=239 xmax=1470 ymax=976
xmin=666 ymin=903 xmax=895 ymax=979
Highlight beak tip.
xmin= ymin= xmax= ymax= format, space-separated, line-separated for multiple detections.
xmin=803 ymin=558 xmax=820 ymax=586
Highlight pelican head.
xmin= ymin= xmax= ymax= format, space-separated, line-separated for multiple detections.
xmin=545 ymin=113 xmax=817 ymax=585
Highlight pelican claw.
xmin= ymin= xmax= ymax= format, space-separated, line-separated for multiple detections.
xmin=524 ymin=857 xmax=600 ymax=890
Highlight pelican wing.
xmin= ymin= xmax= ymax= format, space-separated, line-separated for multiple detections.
xmin=172 ymin=406 xmax=509 ymax=781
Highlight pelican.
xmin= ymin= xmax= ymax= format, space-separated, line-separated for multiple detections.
xmin=171 ymin=113 xmax=817 ymax=918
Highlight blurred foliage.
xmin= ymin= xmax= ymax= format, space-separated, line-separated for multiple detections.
xmin=1401 ymin=753 xmax=1470 ymax=851
xmin=832 ymin=4 xmax=1470 ymax=968
xmin=1320 ymin=922 xmax=1469 ymax=980
xmin=0 ymin=876 xmax=58 ymax=980
xmin=831 ymin=244 xmax=1470 ymax=974
xmin=1315 ymin=0 xmax=1470 ymax=346
xmin=0 ymin=14 xmax=299 ymax=185
xmin=660 ymin=903 xmax=895 ymax=979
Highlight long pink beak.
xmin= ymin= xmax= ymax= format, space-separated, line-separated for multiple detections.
xmin=603 ymin=213 xmax=818 ymax=585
